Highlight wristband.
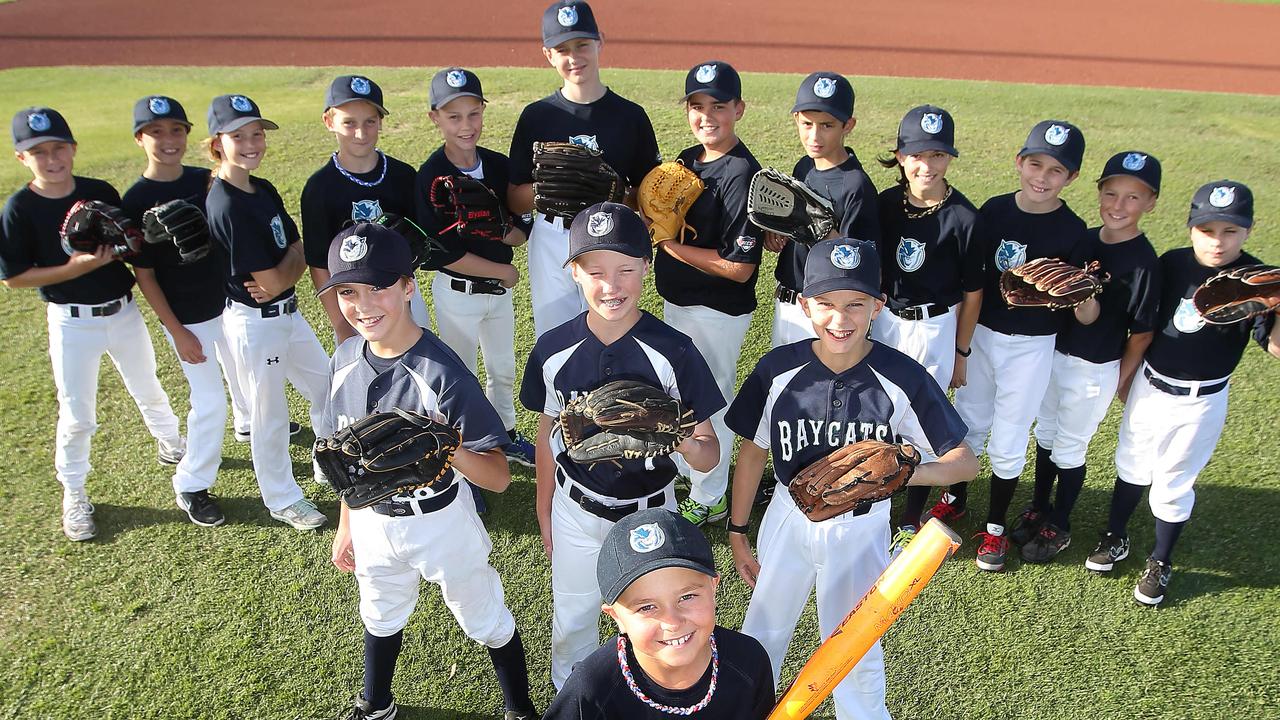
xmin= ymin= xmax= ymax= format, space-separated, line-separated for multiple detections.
xmin=726 ymin=521 xmax=751 ymax=535
xmin=955 ymin=346 xmax=972 ymax=358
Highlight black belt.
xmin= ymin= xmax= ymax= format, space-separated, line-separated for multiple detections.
xmin=449 ymin=277 xmax=507 ymax=296
xmin=371 ymin=481 xmax=459 ymax=517
xmin=556 ymin=473 xmax=667 ymax=523
xmin=775 ymin=284 xmax=801 ymax=305
xmin=67 ymin=292 xmax=131 ymax=318
xmin=889 ymin=303 xmax=948 ymax=321
xmin=228 ymin=296 xmax=298 ymax=318
xmin=1143 ymin=367 xmax=1227 ymax=398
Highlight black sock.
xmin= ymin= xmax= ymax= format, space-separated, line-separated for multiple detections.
xmin=902 ymin=485 xmax=930 ymax=527
xmin=1032 ymin=445 xmax=1057 ymax=512
xmin=948 ymin=482 xmax=969 ymax=510
xmin=1050 ymin=465 xmax=1086 ymax=531
xmin=488 ymin=628 xmax=535 ymax=715
xmin=987 ymin=475 xmax=1019 ymax=531
xmin=1107 ymin=477 xmax=1145 ymax=536
xmin=1151 ymin=519 xmax=1187 ymax=564
xmin=363 ymin=630 xmax=403 ymax=711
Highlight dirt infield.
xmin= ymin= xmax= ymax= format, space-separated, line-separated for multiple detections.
xmin=1 ymin=0 xmax=1279 ymax=95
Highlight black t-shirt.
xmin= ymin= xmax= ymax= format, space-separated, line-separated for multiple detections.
xmin=206 ymin=176 xmax=300 ymax=307
xmin=876 ymin=183 xmax=984 ymax=308
xmin=1055 ymin=229 xmax=1161 ymax=363
xmin=0 ymin=176 xmax=135 ymax=304
xmin=542 ymin=627 xmax=775 ymax=720
xmin=299 ymin=151 xmax=417 ymax=269
xmin=654 ymin=142 xmax=763 ymax=316
xmin=122 ymin=166 xmax=227 ymax=325
xmin=975 ymin=192 xmax=1090 ymax=336
xmin=775 ymin=149 xmax=880 ymax=291
xmin=1146 ymin=247 xmax=1269 ymax=381
xmin=508 ymin=89 xmax=660 ymax=189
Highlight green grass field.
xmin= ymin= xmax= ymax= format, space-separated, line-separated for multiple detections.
xmin=1 ymin=67 xmax=1278 ymax=720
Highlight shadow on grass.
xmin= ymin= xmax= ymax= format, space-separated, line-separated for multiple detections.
xmin=398 ymin=706 xmax=492 ymax=720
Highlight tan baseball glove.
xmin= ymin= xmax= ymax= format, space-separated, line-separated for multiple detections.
xmin=637 ymin=161 xmax=705 ymax=248
xmin=789 ymin=440 xmax=921 ymax=522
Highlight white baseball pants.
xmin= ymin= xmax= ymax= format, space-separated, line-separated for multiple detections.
xmin=431 ymin=272 xmax=518 ymax=430
xmin=1033 ymin=352 xmax=1119 ymax=469
xmin=870 ymin=305 xmax=958 ymax=392
xmin=771 ymin=298 xmax=817 ymax=348
xmin=528 ymin=214 xmax=586 ymax=338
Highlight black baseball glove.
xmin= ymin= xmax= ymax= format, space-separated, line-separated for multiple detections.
xmin=532 ymin=141 xmax=625 ymax=221
xmin=559 ymin=380 xmax=696 ymax=466
xmin=60 ymin=200 xmax=143 ymax=259
xmin=429 ymin=175 xmax=511 ymax=243
xmin=372 ymin=213 xmax=451 ymax=272
xmin=142 ymin=199 xmax=210 ymax=263
xmin=313 ymin=409 xmax=462 ymax=509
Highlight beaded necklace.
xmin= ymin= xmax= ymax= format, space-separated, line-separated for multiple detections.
xmin=903 ymin=181 xmax=953 ymax=220
xmin=332 ymin=150 xmax=387 ymax=188
xmin=616 ymin=634 xmax=718 ymax=716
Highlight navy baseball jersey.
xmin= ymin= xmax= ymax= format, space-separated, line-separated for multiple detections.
xmin=519 ymin=311 xmax=725 ymax=499
xmin=299 ymin=151 xmax=417 ymax=269
xmin=726 ymin=340 xmax=967 ymax=489
xmin=122 ymin=166 xmax=227 ymax=326
xmin=1145 ymin=247 xmax=1270 ymax=381
xmin=0 ymin=176 xmax=135 ymax=304
xmin=206 ymin=177 xmax=300 ymax=308
xmin=775 ymin=150 xmax=880 ymax=292
xmin=1055 ymin=229 xmax=1161 ymax=363
xmin=975 ymin=192 xmax=1090 ymax=336
xmin=325 ymin=330 xmax=508 ymax=501
xmin=875 ymin=184 xmax=984 ymax=309
xmin=653 ymin=142 xmax=763 ymax=316
xmin=542 ymin=627 xmax=775 ymax=720
xmin=508 ymin=90 xmax=660 ymax=188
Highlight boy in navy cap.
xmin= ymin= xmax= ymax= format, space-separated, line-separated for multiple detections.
xmin=726 ymin=237 xmax=976 ymax=719
xmin=544 ymin=508 xmax=775 ymax=719
xmin=1 ymin=106 xmax=184 ymax=541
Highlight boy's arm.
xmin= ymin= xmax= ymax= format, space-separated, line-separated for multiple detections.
xmin=727 ymin=440 xmax=769 ymax=588
xmin=676 ymin=417 xmax=719 ymax=473
xmin=507 ymin=183 xmax=535 ymax=216
xmin=1 ymin=244 xmax=116 ymax=288
xmin=309 ymin=266 xmax=357 ymax=342
xmin=658 ymin=242 xmax=755 ymax=282
xmin=249 ymin=241 xmax=306 ymax=298
xmin=451 ymin=446 xmax=511 ymax=493
xmin=1266 ymin=315 xmax=1280 ymax=359
xmin=950 ymin=289 xmax=983 ymax=389
xmin=135 ymin=266 xmax=206 ymax=363
xmin=535 ymin=413 xmax=557 ymax=558
xmin=1116 ymin=331 xmax=1154 ymax=402
xmin=907 ymin=443 xmax=979 ymax=487
xmin=1072 ymin=295 xmax=1101 ymax=325
xmin=331 ymin=501 xmax=355 ymax=572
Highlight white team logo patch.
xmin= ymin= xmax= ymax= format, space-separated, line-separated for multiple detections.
xmin=830 ymin=244 xmax=861 ymax=270
xmin=1209 ymin=186 xmax=1235 ymax=208
xmin=446 ymin=70 xmax=467 ymax=88
xmin=350 ymin=77 xmax=371 ymax=96
xmin=27 ymin=112 xmax=50 ymax=132
xmin=339 ymin=235 xmax=368 ymax=262
xmin=568 ymin=134 xmax=599 ymax=152
xmin=994 ymin=239 xmax=1027 ymax=272
xmin=695 ymin=64 xmax=718 ymax=84
xmin=557 ymin=5 xmax=578 ymax=26
xmin=1173 ymin=296 xmax=1206 ymax=334
xmin=586 ymin=211 xmax=613 ymax=237
xmin=351 ymin=199 xmax=383 ymax=221
xmin=920 ymin=112 xmax=943 ymax=135
xmin=270 ymin=215 xmax=287 ymax=249
xmin=897 ymin=237 xmax=926 ymax=272
xmin=736 ymin=235 xmax=757 ymax=252
xmin=629 ymin=523 xmax=665 ymax=553
xmin=813 ymin=77 xmax=837 ymax=99
xmin=1122 ymin=153 xmax=1147 ymax=171
xmin=1044 ymin=124 xmax=1070 ymax=146
xmin=231 ymin=96 xmax=253 ymax=113
xmin=149 ymin=97 xmax=170 ymax=115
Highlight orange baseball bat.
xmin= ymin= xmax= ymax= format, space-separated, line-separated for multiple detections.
xmin=766 ymin=518 xmax=962 ymax=720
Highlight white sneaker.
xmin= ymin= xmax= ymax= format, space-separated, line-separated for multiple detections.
xmin=62 ymin=491 xmax=97 ymax=541
xmin=269 ymin=498 xmax=326 ymax=530
xmin=157 ymin=436 xmax=186 ymax=466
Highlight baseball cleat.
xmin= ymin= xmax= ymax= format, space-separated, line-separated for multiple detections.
xmin=176 ymin=490 xmax=226 ymax=528
xmin=890 ymin=524 xmax=918 ymax=559
xmin=62 ymin=491 xmax=97 ymax=542
xmin=343 ymin=694 xmax=397 ymax=720
xmin=235 ymin=421 xmax=302 ymax=443
xmin=1134 ymin=557 xmax=1172 ymax=606
xmin=678 ymin=496 xmax=726 ymax=527
xmin=504 ymin=433 xmax=536 ymax=468
xmin=1021 ymin=523 xmax=1070 ymax=564
xmin=269 ymin=498 xmax=326 ymax=530
xmin=157 ymin=436 xmax=187 ymax=466
xmin=922 ymin=496 xmax=967 ymax=526
xmin=1085 ymin=532 xmax=1130 ymax=572
xmin=1008 ymin=505 xmax=1048 ymax=546
xmin=974 ymin=531 xmax=1009 ymax=572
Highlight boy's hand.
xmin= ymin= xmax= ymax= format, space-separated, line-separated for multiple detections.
xmin=500 ymin=265 xmax=521 ymax=289
xmin=69 ymin=244 xmax=116 ymax=271
xmin=172 ymin=326 xmax=207 ymax=364
xmin=763 ymin=231 xmax=788 ymax=253
xmin=501 ymin=226 xmax=528 ymax=247
xmin=949 ymin=355 xmax=967 ymax=389
xmin=331 ymin=523 xmax=355 ymax=572
xmin=537 ymin=510 xmax=553 ymax=559
xmin=729 ymin=533 xmax=760 ymax=588
xmin=244 ymin=279 xmax=272 ymax=304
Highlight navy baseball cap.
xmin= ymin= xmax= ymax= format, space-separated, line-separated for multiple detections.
xmin=791 ymin=72 xmax=855 ymax=124
xmin=1187 ymin=180 xmax=1253 ymax=229
xmin=12 ymin=107 xmax=75 ymax=151
xmin=1018 ymin=119 xmax=1085 ymax=173
xmin=564 ymin=202 xmax=651 ymax=266
xmin=430 ymin=67 xmax=486 ymax=110
xmin=597 ymin=508 xmax=717 ymax=605
xmin=542 ymin=0 xmax=600 ymax=48
xmin=207 ymin=94 xmax=279 ymax=135
xmin=897 ymin=105 xmax=958 ymax=157
xmin=803 ymin=237 xmax=882 ymax=299
xmin=319 ymin=223 xmax=413 ymax=294
xmin=325 ymin=75 xmax=388 ymax=116
xmin=683 ymin=61 xmax=741 ymax=102
xmin=132 ymin=96 xmax=191 ymax=134
xmin=1096 ymin=151 xmax=1162 ymax=195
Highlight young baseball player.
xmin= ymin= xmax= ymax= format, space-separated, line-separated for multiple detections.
xmin=766 ymin=72 xmax=881 ymax=350
xmin=725 ymin=238 xmax=977 ymax=719
xmin=519 ymin=202 xmax=722 ymax=689
xmin=544 ymin=508 xmax=775 ymax=719
xmin=204 ymin=94 xmax=332 ymax=530
xmin=1 ymin=106 xmax=185 ymax=541
xmin=323 ymin=223 xmax=538 ymax=720
xmin=123 ymin=95 xmax=252 ymax=527
xmin=507 ymin=0 xmax=661 ymax=338
xmin=872 ymin=105 xmax=983 ymax=554
xmin=1088 ymin=180 xmax=1280 ymax=606
xmin=413 ymin=66 xmax=536 ymax=469
xmin=1017 ymin=151 xmax=1163 ymax=563
xmin=301 ymin=74 xmax=427 ymax=341
xmin=945 ymin=120 xmax=1094 ymax=572
xmin=653 ymin=60 xmax=762 ymax=527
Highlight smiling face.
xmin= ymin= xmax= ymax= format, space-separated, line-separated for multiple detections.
xmin=794 ymin=110 xmax=854 ymax=163
xmin=1097 ymin=175 xmax=1157 ymax=238
xmin=1190 ymin=220 xmax=1248 ymax=268
xmin=544 ymin=37 xmax=602 ymax=86
xmin=801 ymin=289 xmax=882 ymax=357
xmin=135 ymin=119 xmax=189 ymax=169
xmin=603 ymin=566 xmax=718 ymax=686
xmin=15 ymin=140 xmax=75 ymax=186
xmin=1015 ymin=153 xmax=1077 ymax=209
xmin=335 ymin=277 xmax=418 ymax=347
xmin=429 ymin=95 xmax=485 ymax=152
xmin=686 ymin=92 xmax=743 ymax=153
xmin=214 ymin=120 xmax=267 ymax=172
xmin=896 ymin=149 xmax=953 ymax=198
xmin=570 ymin=249 xmax=647 ymax=325
xmin=324 ymin=101 xmax=382 ymax=160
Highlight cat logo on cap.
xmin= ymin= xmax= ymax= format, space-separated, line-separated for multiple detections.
xmin=557 ymin=4 xmax=578 ymax=26
xmin=629 ymin=523 xmax=665 ymax=553
xmin=830 ymin=243 xmax=861 ymax=270
xmin=813 ymin=77 xmax=837 ymax=99
xmin=695 ymin=64 xmax=718 ymax=84
xmin=446 ymin=70 xmax=467 ymax=88
xmin=149 ymin=97 xmax=171 ymax=115
xmin=897 ymin=238 xmax=926 ymax=272
xmin=587 ymin=211 xmax=613 ymax=237
xmin=350 ymin=77 xmax=371 ymax=96
xmin=1122 ymin=153 xmax=1147 ymax=171
xmin=231 ymin=96 xmax=253 ymax=113
xmin=1209 ymin=186 xmax=1235 ymax=208
xmin=339 ymin=235 xmax=368 ymax=263
xmin=920 ymin=112 xmax=943 ymax=135
xmin=1044 ymin=124 xmax=1070 ymax=146
xmin=27 ymin=112 xmax=50 ymax=132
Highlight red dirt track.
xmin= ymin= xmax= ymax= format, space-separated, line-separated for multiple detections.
xmin=1 ymin=0 xmax=1279 ymax=95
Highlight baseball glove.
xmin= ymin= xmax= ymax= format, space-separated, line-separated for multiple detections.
xmin=142 ymin=199 xmax=210 ymax=264
xmin=371 ymin=213 xmax=450 ymax=272
xmin=746 ymin=168 xmax=836 ymax=247
xmin=532 ymin=141 xmax=625 ymax=221
xmin=60 ymin=200 xmax=143 ymax=259
xmin=559 ymin=380 xmax=696 ymax=465
xmin=999 ymin=258 xmax=1107 ymax=310
xmin=789 ymin=440 xmax=922 ymax=522
xmin=313 ymin=408 xmax=462 ymax=510
xmin=1193 ymin=264 xmax=1280 ymax=324
xmin=428 ymin=175 xmax=511 ymax=243
xmin=637 ymin=161 xmax=705 ymax=248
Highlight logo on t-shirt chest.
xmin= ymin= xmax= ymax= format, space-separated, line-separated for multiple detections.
xmin=776 ymin=420 xmax=894 ymax=462
xmin=270 ymin=215 xmax=287 ymax=249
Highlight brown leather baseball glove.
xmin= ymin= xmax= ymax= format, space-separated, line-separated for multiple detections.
xmin=999 ymin=257 xmax=1106 ymax=310
xmin=1192 ymin=264 xmax=1280 ymax=324
xmin=559 ymin=380 xmax=696 ymax=466
xmin=789 ymin=440 xmax=921 ymax=522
